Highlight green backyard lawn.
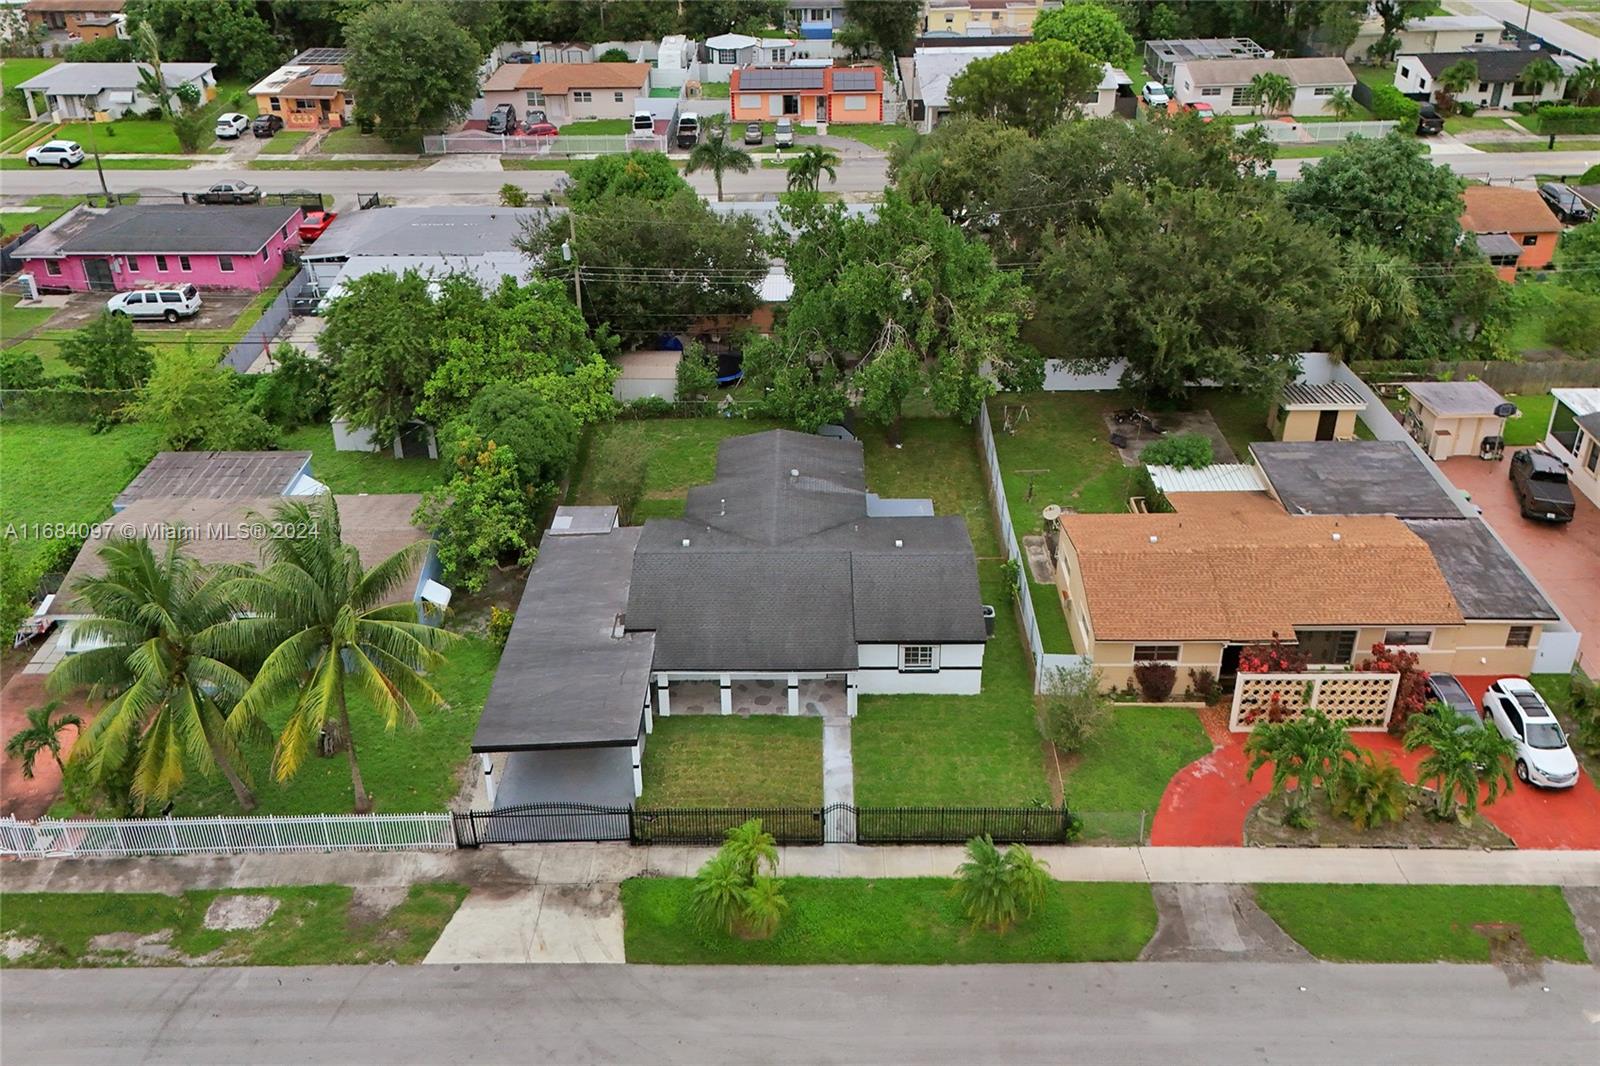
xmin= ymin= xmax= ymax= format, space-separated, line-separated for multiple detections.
xmin=987 ymin=392 xmax=1136 ymax=520
xmin=1060 ymin=706 xmax=1213 ymax=842
xmin=639 ymin=716 xmax=823 ymax=807
xmin=279 ymin=424 xmax=444 ymax=495
xmin=570 ymin=416 xmax=782 ymax=519
xmin=1198 ymin=389 xmax=1274 ymax=460
xmin=559 ymin=119 xmax=634 ymax=135
xmin=621 ymin=878 xmax=1158 ymax=964
xmin=0 ymin=194 xmax=83 ymax=236
xmin=859 ymin=417 xmax=1000 ymax=558
xmin=0 ymin=885 xmax=467 ymax=968
xmin=1254 ymin=885 xmax=1589 ymax=963
xmin=1029 ymin=580 xmax=1074 ymax=654
xmin=1504 ymin=392 xmax=1555 ymax=446
xmin=0 ymin=421 xmax=158 ymax=563
xmin=0 ymin=293 xmax=56 ymax=340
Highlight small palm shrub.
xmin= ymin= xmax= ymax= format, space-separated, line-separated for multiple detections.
xmin=953 ymin=836 xmax=1052 ymax=934
xmin=1244 ymin=708 xmax=1357 ymax=829
xmin=689 ymin=819 xmax=787 ymax=939
xmin=1331 ymin=752 xmax=1410 ymax=830
xmin=1403 ymin=705 xmax=1517 ymax=825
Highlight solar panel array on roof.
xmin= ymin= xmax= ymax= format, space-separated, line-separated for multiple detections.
xmin=739 ymin=67 xmax=826 ymax=90
xmin=294 ymin=47 xmax=348 ymax=65
xmin=310 ymin=72 xmax=345 ymax=87
xmin=831 ymin=69 xmax=877 ymax=90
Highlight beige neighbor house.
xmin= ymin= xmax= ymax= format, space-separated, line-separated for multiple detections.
xmin=1169 ymin=56 xmax=1355 ymax=116
xmin=1268 ymin=380 xmax=1366 ymax=442
xmin=1052 ymin=440 xmax=1560 ymax=690
xmin=1401 ymin=380 xmax=1514 ymax=460
xmin=1548 ymin=388 xmax=1600 ymax=507
xmin=480 ymin=62 xmax=650 ymax=126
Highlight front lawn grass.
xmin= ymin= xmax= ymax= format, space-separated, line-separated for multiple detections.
xmin=559 ymin=119 xmax=634 ymax=135
xmin=1477 ymin=137 xmax=1600 ymax=152
xmin=570 ymin=416 xmax=782 ymax=517
xmin=0 ymin=884 xmax=467 ymax=968
xmin=1 ymin=292 xmax=57 ymax=340
xmin=1445 ymin=115 xmax=1517 ymax=133
xmin=249 ymin=158 xmax=422 ymax=170
xmin=987 ymin=392 xmax=1135 ymax=519
xmin=1029 ymin=580 xmax=1074 ymax=654
xmin=639 ymin=716 xmax=823 ymax=807
xmin=318 ymin=127 xmax=421 ymax=154
xmin=1504 ymin=392 xmax=1555 ymax=445
xmin=854 ymin=565 xmax=1050 ymax=806
xmin=279 ymin=424 xmax=443 ymax=494
xmin=0 ymin=421 xmax=158 ymax=564
xmin=256 ymin=130 xmax=311 ymax=155
xmin=54 ymin=118 xmax=185 ymax=154
xmin=153 ymin=637 xmax=500 ymax=816
xmin=621 ymin=877 xmax=1157 ymax=964
xmin=1254 ymin=884 xmax=1589 ymax=963
xmin=1061 ymin=707 xmax=1212 ymax=842
xmin=0 ymin=157 xmax=197 ymax=169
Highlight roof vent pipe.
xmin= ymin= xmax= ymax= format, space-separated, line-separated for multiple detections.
xmin=1331 ymin=532 xmax=1341 ymax=542
xmin=681 ymin=538 xmax=691 ymax=547
xmin=1149 ymin=535 xmax=1158 ymax=543
xmin=894 ymin=539 xmax=903 ymax=548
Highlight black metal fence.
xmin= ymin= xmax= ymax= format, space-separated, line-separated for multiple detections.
xmin=452 ymin=803 xmax=1073 ymax=847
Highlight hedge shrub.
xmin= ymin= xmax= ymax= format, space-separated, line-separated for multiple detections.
xmin=1534 ymin=106 xmax=1600 ymax=135
xmin=1140 ymin=432 xmax=1213 ymax=470
xmin=1368 ymin=85 xmax=1420 ymax=126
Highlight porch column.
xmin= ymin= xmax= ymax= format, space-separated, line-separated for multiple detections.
xmin=719 ymin=673 xmax=733 ymax=716
xmin=787 ymin=673 xmax=800 ymax=716
xmin=846 ymin=673 xmax=858 ymax=718
xmin=643 ymin=686 xmax=654 ymax=735
xmin=24 ymin=90 xmax=38 ymax=122
xmin=630 ymin=741 xmax=643 ymax=797
xmin=656 ymin=674 xmax=671 ymax=717
xmin=479 ymin=754 xmax=497 ymax=807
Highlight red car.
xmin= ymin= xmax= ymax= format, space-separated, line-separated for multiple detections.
xmin=297 ymin=210 xmax=338 ymax=242
xmin=522 ymin=121 xmax=558 ymax=138
xmin=1182 ymin=101 xmax=1215 ymax=123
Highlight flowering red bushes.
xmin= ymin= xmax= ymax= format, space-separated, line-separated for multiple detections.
xmin=1238 ymin=632 xmax=1309 ymax=674
xmin=1358 ymin=643 xmax=1430 ymax=734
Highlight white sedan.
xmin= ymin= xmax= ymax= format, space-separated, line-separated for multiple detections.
xmin=1482 ymin=678 xmax=1580 ymax=789
xmin=214 ymin=112 xmax=250 ymax=139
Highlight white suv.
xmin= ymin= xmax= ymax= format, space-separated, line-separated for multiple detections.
xmin=1483 ymin=678 xmax=1580 ymax=789
xmin=25 ymin=140 xmax=84 ymax=168
xmin=215 ymin=112 xmax=249 ymax=139
xmin=106 ymin=285 xmax=203 ymax=323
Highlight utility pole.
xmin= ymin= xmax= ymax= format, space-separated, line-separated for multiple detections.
xmin=566 ymin=210 xmax=582 ymax=316
xmin=83 ymin=118 xmax=111 ymax=201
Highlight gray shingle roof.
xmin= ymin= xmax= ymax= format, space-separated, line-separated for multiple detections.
xmin=1403 ymin=519 xmax=1558 ymax=621
xmin=54 ymin=205 xmax=300 ymax=255
xmin=625 ymin=429 xmax=987 ymax=671
xmin=16 ymin=62 xmax=214 ymax=95
xmin=115 ymin=451 xmax=311 ymax=509
xmin=1411 ymin=49 xmax=1561 ymax=83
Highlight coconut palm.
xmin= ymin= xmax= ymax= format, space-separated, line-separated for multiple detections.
xmin=1325 ymin=86 xmax=1358 ymax=121
xmin=953 ymin=836 xmax=1052 ymax=934
xmin=685 ymin=129 xmax=754 ymax=202
xmin=216 ymin=496 xmax=457 ymax=813
xmin=5 ymin=700 xmax=82 ymax=780
xmin=1569 ymin=59 xmax=1600 ymax=106
xmin=1243 ymin=708 xmax=1356 ymax=827
xmin=1520 ymin=56 xmax=1563 ymax=98
xmin=722 ymin=817 xmax=778 ymax=879
xmin=786 ymin=145 xmax=841 ymax=193
xmin=47 ymin=538 xmax=259 ymax=811
xmin=1436 ymin=58 xmax=1479 ymax=115
xmin=1403 ymin=703 xmax=1518 ymax=825
xmin=134 ymin=22 xmax=171 ymax=119
xmin=1248 ymin=71 xmax=1294 ymax=116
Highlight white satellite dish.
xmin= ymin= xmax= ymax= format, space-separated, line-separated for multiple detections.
xmin=1041 ymin=504 xmax=1063 ymax=522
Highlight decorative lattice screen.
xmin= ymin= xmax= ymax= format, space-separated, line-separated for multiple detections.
xmin=1229 ymin=673 xmax=1400 ymax=732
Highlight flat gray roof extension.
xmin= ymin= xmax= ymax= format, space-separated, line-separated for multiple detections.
xmin=1251 ymin=441 xmax=1463 ymax=519
xmin=472 ymin=526 xmax=653 ymax=752
xmin=1403 ymin=519 xmax=1559 ymax=621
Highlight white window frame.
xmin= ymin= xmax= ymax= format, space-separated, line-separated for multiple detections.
xmin=899 ymin=644 xmax=939 ymax=672
xmin=613 ymin=91 xmax=624 ymax=103
xmin=1200 ymin=86 xmax=1221 ymax=97
xmin=717 ymin=48 xmax=738 ymax=64
xmin=843 ymin=94 xmax=866 ymax=111
xmin=525 ymin=90 xmax=545 ymax=108
xmin=1230 ymin=86 xmax=1251 ymax=107
xmin=218 ymin=254 xmax=234 ymax=273
xmin=573 ymin=90 xmax=593 ymax=104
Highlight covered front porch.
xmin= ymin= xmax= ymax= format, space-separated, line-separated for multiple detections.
xmin=652 ymin=672 xmax=856 ymax=718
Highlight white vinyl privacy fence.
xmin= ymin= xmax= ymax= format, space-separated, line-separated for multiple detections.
xmin=0 ymin=813 xmax=455 ymax=859
xmin=1238 ymin=120 xmax=1396 ymax=143
xmin=423 ymin=132 xmax=667 ymax=156
xmin=976 ymin=404 xmax=1085 ymax=693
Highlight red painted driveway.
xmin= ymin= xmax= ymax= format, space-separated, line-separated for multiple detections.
xmin=1151 ymin=683 xmax=1600 ymax=849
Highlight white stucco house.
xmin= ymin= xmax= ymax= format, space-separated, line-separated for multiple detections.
xmin=1170 ymin=56 xmax=1355 ymax=115
xmin=15 ymin=61 xmax=215 ymax=121
xmin=1394 ymin=48 xmax=1576 ymax=109
xmin=1547 ymin=388 xmax=1600 ymax=507
xmin=1340 ymin=14 xmax=1505 ymax=61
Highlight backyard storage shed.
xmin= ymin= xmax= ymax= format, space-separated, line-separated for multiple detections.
xmin=1402 ymin=380 xmax=1513 ymax=460
xmin=1268 ymin=380 xmax=1366 ymax=442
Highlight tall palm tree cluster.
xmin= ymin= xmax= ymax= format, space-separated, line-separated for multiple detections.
xmin=42 ymin=496 xmax=457 ymax=815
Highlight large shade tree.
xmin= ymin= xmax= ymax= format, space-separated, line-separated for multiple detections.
xmin=947 ymin=39 xmax=1104 ymax=135
xmin=1033 ymin=2 xmax=1137 ymax=72
xmin=345 ymin=0 xmax=483 ymax=145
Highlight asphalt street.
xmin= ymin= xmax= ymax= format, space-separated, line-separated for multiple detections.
xmin=2 ymin=962 xmax=1597 ymax=1065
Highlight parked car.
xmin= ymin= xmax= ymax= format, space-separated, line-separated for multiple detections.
xmin=1416 ymin=102 xmax=1444 ymax=136
xmin=1141 ymin=82 xmax=1169 ymax=107
xmin=106 ymin=285 xmax=202 ymax=323
xmin=676 ymin=112 xmax=700 ymax=149
xmin=25 ymin=140 xmax=84 ymax=168
xmin=1539 ymin=182 xmax=1593 ymax=225
xmin=505 ymin=51 xmax=534 ymax=63
xmin=774 ymin=117 xmax=794 ymax=148
xmin=1483 ymin=678 xmax=1580 ymax=789
xmin=297 ymin=210 xmax=338 ymax=242
xmin=1508 ymin=448 xmax=1576 ymax=523
xmin=214 ymin=112 xmax=249 ymax=139
xmin=632 ymin=109 xmax=655 ymax=133
xmin=1181 ymin=101 xmax=1215 ymax=123
xmin=251 ymin=114 xmax=284 ymax=138
xmin=743 ymin=121 xmax=764 ymax=145
xmin=522 ymin=120 xmax=557 ymax=137
xmin=487 ymin=103 xmax=517 ymax=134
xmin=1425 ymin=673 xmax=1483 ymax=731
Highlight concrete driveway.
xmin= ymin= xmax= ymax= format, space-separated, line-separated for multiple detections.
xmin=1439 ymin=456 xmax=1600 ymax=672
xmin=40 ymin=290 xmax=258 ymax=333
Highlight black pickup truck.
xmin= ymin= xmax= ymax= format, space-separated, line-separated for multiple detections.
xmin=1509 ymin=449 xmax=1576 ymax=523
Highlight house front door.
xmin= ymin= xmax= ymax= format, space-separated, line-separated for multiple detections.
xmin=1490 ymin=81 xmax=1504 ymax=107
xmin=1315 ymin=409 xmax=1339 ymax=441
xmin=83 ymin=257 xmax=115 ymax=291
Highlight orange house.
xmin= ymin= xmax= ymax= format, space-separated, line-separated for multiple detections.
xmin=23 ymin=0 xmax=123 ymax=34
xmin=729 ymin=65 xmax=884 ymax=124
xmin=248 ymin=48 xmax=354 ymax=131
xmin=1460 ymin=186 xmax=1563 ymax=282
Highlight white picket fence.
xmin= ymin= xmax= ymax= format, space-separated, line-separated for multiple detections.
xmin=1239 ymin=120 xmax=1397 ymax=143
xmin=423 ymin=132 xmax=667 ymax=156
xmin=0 ymin=813 xmax=456 ymax=859
xmin=975 ymin=404 xmax=1086 ymax=693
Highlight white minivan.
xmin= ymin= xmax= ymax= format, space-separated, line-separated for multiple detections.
xmin=106 ymin=285 xmax=203 ymax=323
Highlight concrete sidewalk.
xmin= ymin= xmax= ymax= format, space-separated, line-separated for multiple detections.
xmin=4 ymin=845 xmax=1598 ymax=893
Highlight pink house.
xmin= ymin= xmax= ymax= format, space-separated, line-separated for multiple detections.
xmin=19 ymin=204 xmax=303 ymax=294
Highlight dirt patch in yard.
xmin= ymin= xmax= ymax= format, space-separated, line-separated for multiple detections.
xmin=203 ymin=894 xmax=280 ymax=931
xmin=1477 ymin=923 xmax=1543 ymax=984
xmin=1245 ymin=790 xmax=1515 ymax=849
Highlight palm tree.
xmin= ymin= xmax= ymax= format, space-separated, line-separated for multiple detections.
xmin=5 ymin=700 xmax=82 ymax=780
xmin=691 ymin=849 xmax=749 ymax=933
xmin=1243 ymin=708 xmax=1356 ymax=827
xmin=1568 ymin=59 xmax=1600 ymax=106
xmin=690 ymin=819 xmax=787 ymax=938
xmin=1403 ymin=704 xmax=1517 ymax=825
xmin=1325 ymin=86 xmax=1358 ymax=121
xmin=786 ymin=145 xmax=841 ymax=194
xmin=953 ymin=836 xmax=1052 ymax=934
xmin=47 ymin=538 xmax=259 ymax=811
xmin=722 ymin=817 xmax=778 ymax=879
xmin=1330 ymin=242 xmax=1420 ymax=362
xmin=739 ymin=875 xmax=789 ymax=939
xmin=1248 ymin=72 xmax=1294 ymax=117
xmin=1436 ymin=58 xmax=1479 ymax=115
xmin=1519 ymin=56 xmax=1563 ymax=99
xmin=135 ymin=22 xmax=171 ymax=119
xmin=217 ymin=496 xmax=458 ymax=813
xmin=1330 ymin=751 xmax=1410 ymax=830
xmin=685 ymin=129 xmax=753 ymax=202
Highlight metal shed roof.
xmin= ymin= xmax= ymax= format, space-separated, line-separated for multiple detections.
xmin=1280 ymin=381 xmax=1367 ymax=410
xmin=1148 ymin=464 xmax=1267 ymax=494
xmin=1405 ymin=380 xmax=1509 ymax=417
